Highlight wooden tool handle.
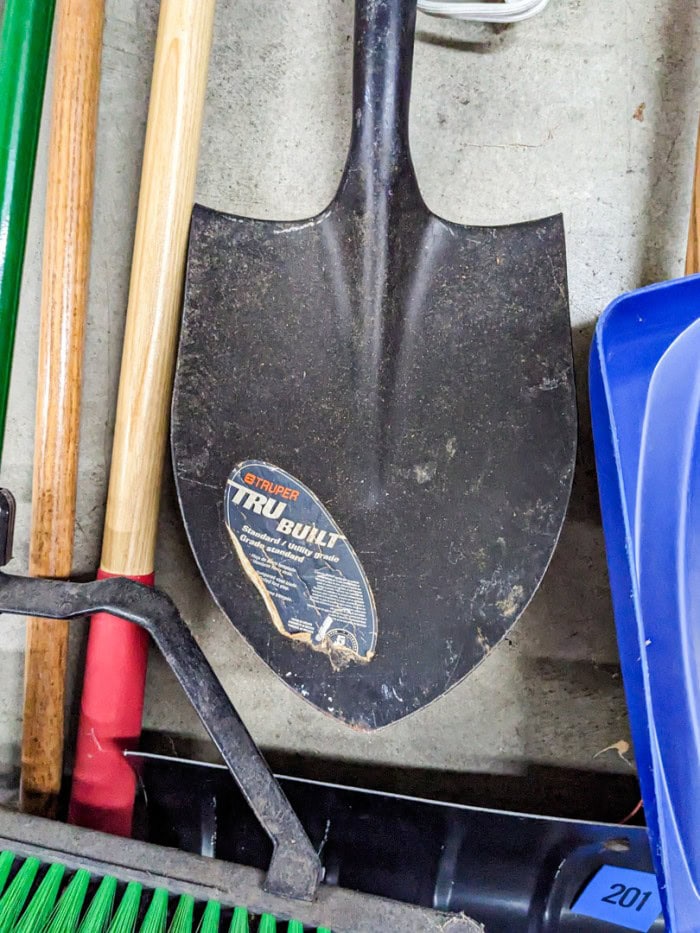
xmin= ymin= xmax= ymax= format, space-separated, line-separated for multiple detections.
xmin=69 ymin=0 xmax=216 ymax=837
xmin=21 ymin=0 xmax=105 ymax=818
xmin=101 ymin=0 xmax=215 ymax=576
xmin=686 ymin=116 xmax=700 ymax=275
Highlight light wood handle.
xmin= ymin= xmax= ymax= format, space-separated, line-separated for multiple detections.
xmin=686 ymin=116 xmax=700 ymax=275
xmin=21 ymin=0 xmax=105 ymax=817
xmin=100 ymin=0 xmax=216 ymax=575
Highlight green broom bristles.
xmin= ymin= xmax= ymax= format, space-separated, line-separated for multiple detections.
xmin=45 ymin=869 xmax=91 ymax=932
xmin=77 ymin=875 xmax=117 ymax=933
xmin=141 ymin=889 xmax=169 ymax=933
xmin=106 ymin=881 xmax=142 ymax=933
xmin=0 ymin=852 xmax=332 ymax=932
xmin=13 ymin=862 xmax=64 ymax=932
xmin=287 ymin=920 xmax=328 ymax=932
xmin=168 ymin=894 xmax=194 ymax=932
xmin=197 ymin=901 xmax=220 ymax=932
xmin=229 ymin=907 xmax=249 ymax=933
xmin=0 ymin=852 xmax=13 ymax=896
xmin=0 ymin=855 xmax=40 ymax=930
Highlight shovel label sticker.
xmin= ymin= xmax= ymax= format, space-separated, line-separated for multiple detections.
xmin=224 ymin=460 xmax=377 ymax=666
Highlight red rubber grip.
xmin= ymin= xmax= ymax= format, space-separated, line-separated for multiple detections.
xmin=68 ymin=568 xmax=153 ymax=837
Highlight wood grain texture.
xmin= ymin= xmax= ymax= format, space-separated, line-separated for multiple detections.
xmin=21 ymin=0 xmax=105 ymax=817
xmin=686 ymin=117 xmax=700 ymax=275
xmin=101 ymin=0 xmax=216 ymax=575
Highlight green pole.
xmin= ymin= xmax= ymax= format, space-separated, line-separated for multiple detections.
xmin=0 ymin=0 xmax=56 ymax=464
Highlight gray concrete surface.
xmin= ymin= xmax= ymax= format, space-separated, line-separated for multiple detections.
xmin=1 ymin=0 xmax=698 ymax=804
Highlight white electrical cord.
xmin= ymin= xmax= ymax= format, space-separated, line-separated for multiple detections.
xmin=417 ymin=0 xmax=551 ymax=23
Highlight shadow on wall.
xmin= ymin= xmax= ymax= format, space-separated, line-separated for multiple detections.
xmin=557 ymin=0 xmax=699 ymax=535
xmin=519 ymin=0 xmax=700 ymax=784
xmin=139 ymin=728 xmax=644 ymax=824
xmin=0 ymin=745 xmax=18 ymax=794
xmin=638 ymin=0 xmax=699 ymax=287
xmin=416 ymin=19 xmax=517 ymax=54
xmin=542 ymin=0 xmax=700 ymax=639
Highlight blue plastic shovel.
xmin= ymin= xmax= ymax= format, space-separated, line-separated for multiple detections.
xmin=635 ymin=314 xmax=700 ymax=931
xmin=591 ymin=269 xmax=700 ymax=931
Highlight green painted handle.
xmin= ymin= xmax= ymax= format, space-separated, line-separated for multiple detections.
xmin=0 ymin=0 xmax=57 ymax=464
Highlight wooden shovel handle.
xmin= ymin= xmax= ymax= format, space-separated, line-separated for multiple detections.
xmin=21 ymin=0 xmax=105 ymax=818
xmin=69 ymin=0 xmax=216 ymax=837
xmin=686 ymin=116 xmax=700 ymax=276
xmin=101 ymin=0 xmax=215 ymax=575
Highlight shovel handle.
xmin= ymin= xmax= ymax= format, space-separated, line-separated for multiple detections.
xmin=70 ymin=0 xmax=215 ymax=837
xmin=100 ymin=0 xmax=215 ymax=576
xmin=686 ymin=116 xmax=700 ymax=276
xmin=339 ymin=0 xmax=422 ymax=210
xmin=21 ymin=0 xmax=106 ymax=819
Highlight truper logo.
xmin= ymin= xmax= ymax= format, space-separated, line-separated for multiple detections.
xmin=243 ymin=471 xmax=300 ymax=501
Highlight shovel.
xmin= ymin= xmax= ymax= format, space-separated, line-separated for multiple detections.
xmin=636 ymin=314 xmax=700 ymax=930
xmin=172 ymin=0 xmax=576 ymax=729
xmin=590 ymin=118 xmax=700 ymax=929
xmin=590 ymin=281 xmax=700 ymax=931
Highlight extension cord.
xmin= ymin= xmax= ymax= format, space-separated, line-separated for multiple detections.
xmin=418 ymin=0 xmax=551 ymax=23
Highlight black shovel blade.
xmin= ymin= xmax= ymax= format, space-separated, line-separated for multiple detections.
xmin=171 ymin=0 xmax=576 ymax=730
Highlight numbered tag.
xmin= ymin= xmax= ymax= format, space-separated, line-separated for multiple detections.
xmin=572 ymin=865 xmax=662 ymax=932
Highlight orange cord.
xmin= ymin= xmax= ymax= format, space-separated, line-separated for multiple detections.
xmin=620 ymin=799 xmax=643 ymax=824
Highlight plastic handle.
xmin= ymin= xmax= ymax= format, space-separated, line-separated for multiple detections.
xmin=0 ymin=0 xmax=57 ymax=462
xmin=68 ymin=570 xmax=152 ymax=837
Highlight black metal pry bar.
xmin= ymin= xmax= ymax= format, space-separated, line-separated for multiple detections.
xmin=0 ymin=489 xmax=321 ymax=902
